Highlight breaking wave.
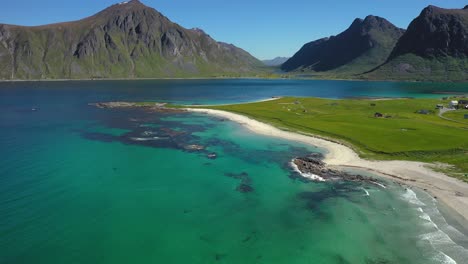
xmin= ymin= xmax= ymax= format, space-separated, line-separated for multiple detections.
xmin=290 ymin=161 xmax=326 ymax=182
xmin=405 ymin=189 xmax=468 ymax=264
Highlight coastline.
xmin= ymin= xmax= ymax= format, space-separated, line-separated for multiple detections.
xmin=186 ymin=107 xmax=468 ymax=231
xmin=2 ymin=76 xmax=468 ymax=83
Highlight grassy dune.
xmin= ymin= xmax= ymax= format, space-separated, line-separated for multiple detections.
xmin=201 ymin=97 xmax=468 ymax=181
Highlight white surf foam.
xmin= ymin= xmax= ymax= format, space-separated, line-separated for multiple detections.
xmin=431 ymin=251 xmax=457 ymax=264
xmin=421 ymin=230 xmax=454 ymax=245
xmin=414 ymin=193 xmax=468 ymax=264
xmin=361 ymin=187 xmax=370 ymax=196
xmin=290 ymin=161 xmax=326 ymax=182
xmin=402 ymin=189 xmax=425 ymax=206
xmin=370 ymin=181 xmax=386 ymax=189
xmin=130 ymin=137 xmax=162 ymax=141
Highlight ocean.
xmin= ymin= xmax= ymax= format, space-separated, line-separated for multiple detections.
xmin=1 ymin=79 xmax=468 ymax=263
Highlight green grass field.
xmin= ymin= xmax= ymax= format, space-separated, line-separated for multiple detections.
xmin=442 ymin=110 xmax=468 ymax=124
xmin=197 ymin=97 xmax=468 ymax=181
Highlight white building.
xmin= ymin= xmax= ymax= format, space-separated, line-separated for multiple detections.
xmin=449 ymin=100 xmax=458 ymax=108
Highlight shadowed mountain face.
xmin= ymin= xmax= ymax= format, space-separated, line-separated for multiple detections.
xmin=281 ymin=16 xmax=404 ymax=74
xmin=389 ymin=6 xmax=468 ymax=60
xmin=367 ymin=5 xmax=468 ymax=81
xmin=0 ymin=0 xmax=261 ymax=80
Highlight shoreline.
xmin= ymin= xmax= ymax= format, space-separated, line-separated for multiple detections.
xmin=2 ymin=76 xmax=468 ymax=83
xmin=185 ymin=97 xmax=281 ymax=107
xmin=186 ymin=107 xmax=468 ymax=231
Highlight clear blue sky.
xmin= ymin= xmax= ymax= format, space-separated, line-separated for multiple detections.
xmin=1 ymin=0 xmax=466 ymax=60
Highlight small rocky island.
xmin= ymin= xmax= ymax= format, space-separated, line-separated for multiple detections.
xmin=292 ymin=153 xmax=386 ymax=187
xmin=90 ymin=102 xmax=185 ymax=113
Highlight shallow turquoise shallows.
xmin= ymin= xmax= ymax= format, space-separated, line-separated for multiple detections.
xmin=1 ymin=79 xmax=468 ymax=264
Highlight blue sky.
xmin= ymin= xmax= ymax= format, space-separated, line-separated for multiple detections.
xmin=1 ymin=0 xmax=467 ymax=59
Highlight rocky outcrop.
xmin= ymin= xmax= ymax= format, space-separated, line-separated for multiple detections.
xmin=90 ymin=101 xmax=185 ymax=113
xmin=292 ymin=154 xmax=386 ymax=186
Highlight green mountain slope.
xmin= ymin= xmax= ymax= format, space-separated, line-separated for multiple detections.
xmin=0 ymin=0 xmax=261 ymax=80
xmin=281 ymin=16 xmax=404 ymax=76
xmin=367 ymin=6 xmax=468 ymax=81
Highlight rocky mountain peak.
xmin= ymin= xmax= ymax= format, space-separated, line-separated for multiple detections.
xmin=281 ymin=15 xmax=403 ymax=73
xmin=350 ymin=18 xmax=364 ymax=28
xmin=96 ymin=0 xmax=153 ymax=17
xmin=0 ymin=0 xmax=260 ymax=79
xmin=388 ymin=5 xmax=468 ymax=60
xmin=363 ymin=15 xmax=388 ymax=26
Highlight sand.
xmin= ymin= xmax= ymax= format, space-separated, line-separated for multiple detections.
xmin=187 ymin=107 xmax=468 ymax=230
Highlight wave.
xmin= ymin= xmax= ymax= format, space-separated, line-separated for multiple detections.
xmin=361 ymin=187 xmax=370 ymax=196
xmin=431 ymin=252 xmax=457 ymax=264
xmin=411 ymin=190 xmax=468 ymax=264
xmin=130 ymin=137 xmax=165 ymax=141
xmin=369 ymin=181 xmax=386 ymax=189
xmin=290 ymin=161 xmax=326 ymax=182
xmin=402 ymin=188 xmax=425 ymax=206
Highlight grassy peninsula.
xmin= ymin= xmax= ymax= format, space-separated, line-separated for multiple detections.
xmin=195 ymin=97 xmax=468 ymax=181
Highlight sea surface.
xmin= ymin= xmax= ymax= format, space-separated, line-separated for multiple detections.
xmin=1 ymin=79 xmax=468 ymax=264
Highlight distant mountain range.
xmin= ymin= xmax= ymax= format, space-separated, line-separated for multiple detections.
xmin=283 ymin=5 xmax=468 ymax=81
xmin=262 ymin=57 xmax=289 ymax=66
xmin=0 ymin=0 xmax=261 ymax=80
xmin=1 ymin=1 xmax=468 ymax=81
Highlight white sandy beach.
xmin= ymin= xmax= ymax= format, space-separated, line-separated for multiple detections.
xmin=187 ymin=107 xmax=468 ymax=229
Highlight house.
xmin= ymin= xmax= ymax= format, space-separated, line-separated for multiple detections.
xmin=465 ymin=114 xmax=468 ymax=119
xmin=450 ymin=100 xmax=459 ymax=108
xmin=459 ymin=100 xmax=468 ymax=109
xmin=436 ymin=104 xmax=444 ymax=109
xmin=416 ymin=109 xmax=430 ymax=115
xmin=374 ymin=112 xmax=383 ymax=118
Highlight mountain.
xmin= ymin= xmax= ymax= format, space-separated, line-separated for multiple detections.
xmin=367 ymin=5 xmax=468 ymax=81
xmin=262 ymin=57 xmax=289 ymax=66
xmin=281 ymin=16 xmax=404 ymax=75
xmin=0 ymin=0 xmax=261 ymax=80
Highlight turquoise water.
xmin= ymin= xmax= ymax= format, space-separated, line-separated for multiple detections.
xmin=1 ymin=80 xmax=468 ymax=263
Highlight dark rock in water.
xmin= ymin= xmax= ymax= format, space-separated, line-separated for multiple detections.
xmin=236 ymin=184 xmax=254 ymax=193
xmin=225 ymin=172 xmax=249 ymax=179
xmin=225 ymin=172 xmax=253 ymax=193
xmin=242 ymin=236 xmax=252 ymax=242
xmin=160 ymin=127 xmax=186 ymax=138
xmin=292 ymin=155 xmax=386 ymax=187
xmin=215 ymin=254 xmax=227 ymax=261
xmin=366 ymin=257 xmax=391 ymax=264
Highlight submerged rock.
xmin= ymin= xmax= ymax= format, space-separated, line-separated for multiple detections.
xmin=236 ymin=184 xmax=254 ymax=193
xmin=160 ymin=127 xmax=186 ymax=137
xmin=225 ymin=172 xmax=254 ymax=193
xmin=90 ymin=102 xmax=185 ymax=113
